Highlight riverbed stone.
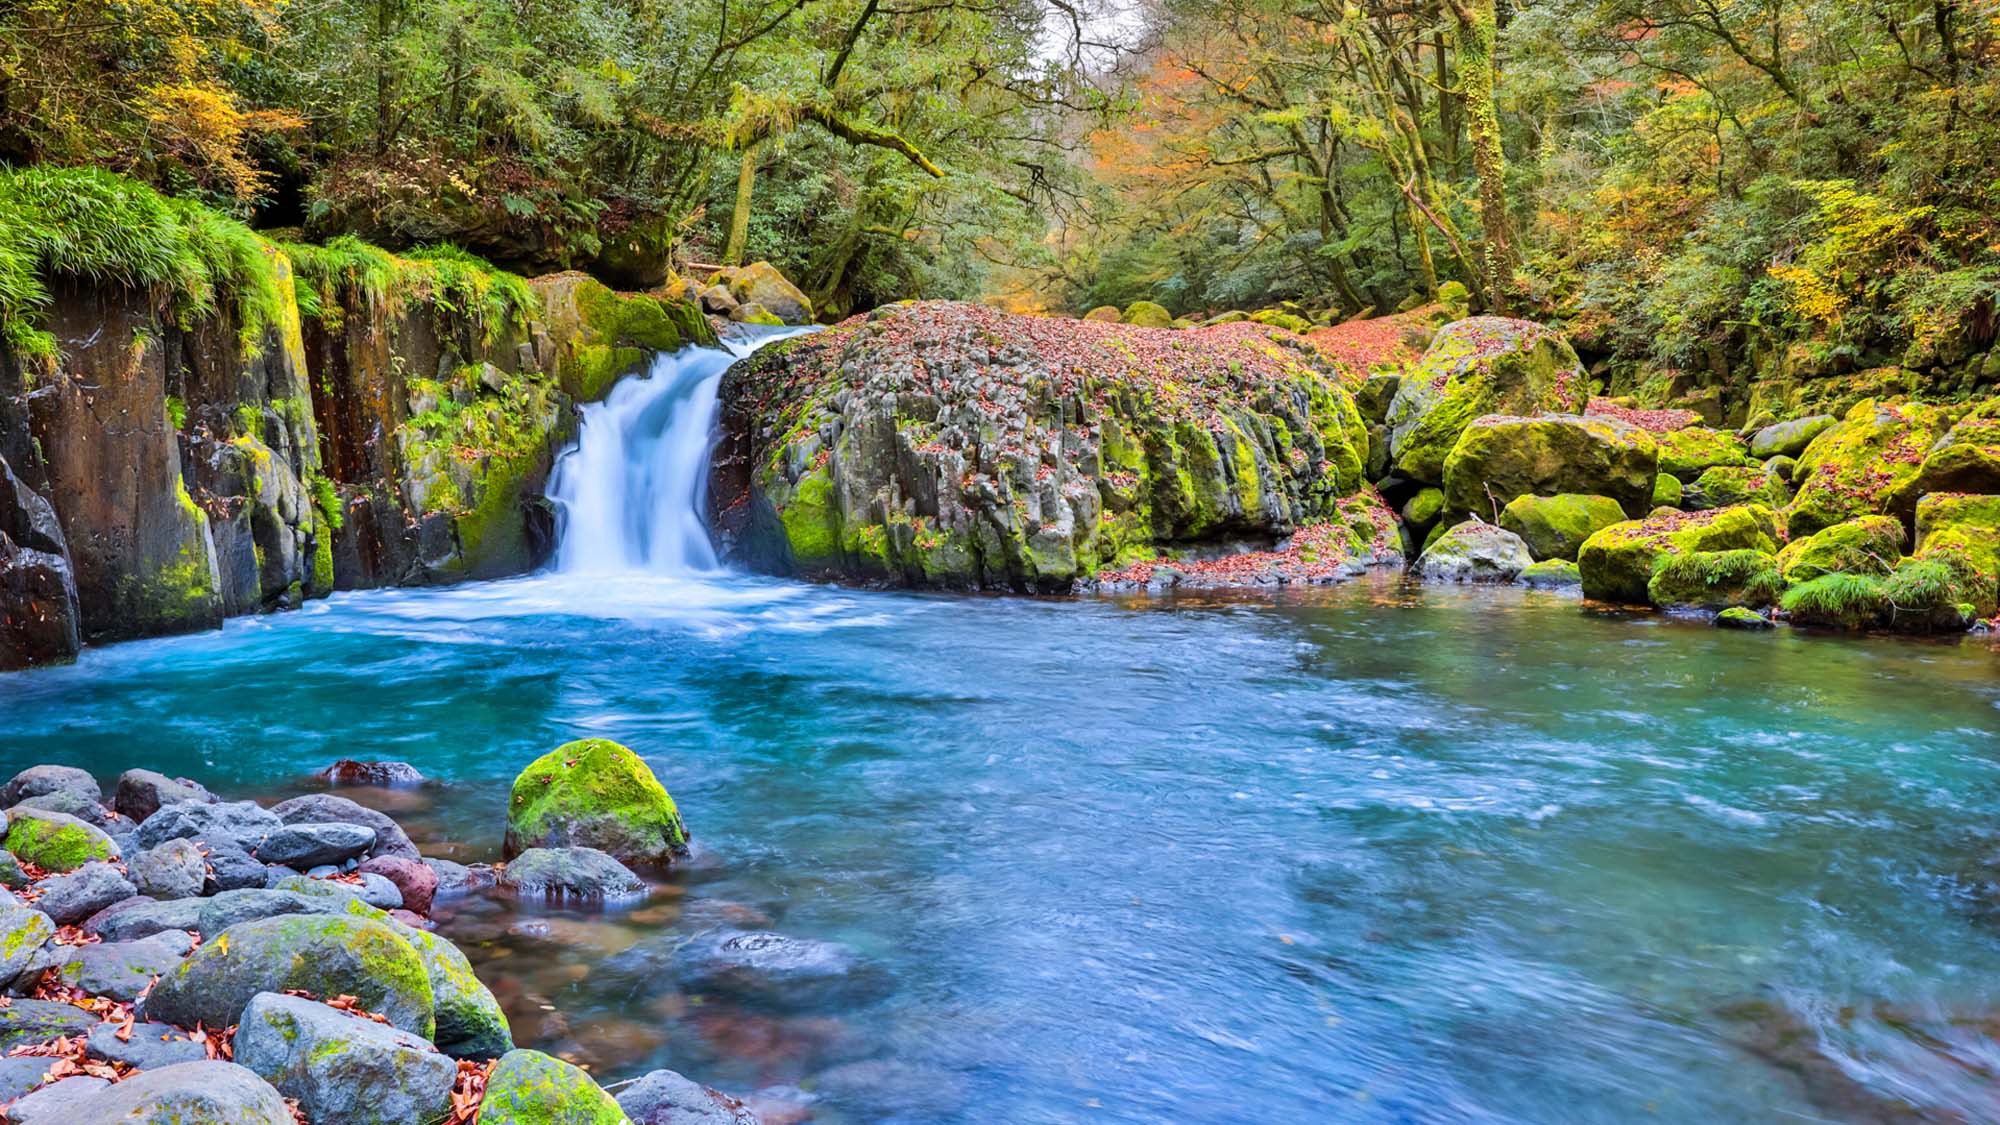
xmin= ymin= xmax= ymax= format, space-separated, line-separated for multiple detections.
xmin=1519 ymin=559 xmax=1583 ymax=588
xmin=83 ymin=895 xmax=201 ymax=942
xmin=480 ymin=1048 xmax=628 ymax=1125
xmin=502 ymin=846 xmax=648 ymax=902
xmin=1415 ymin=522 xmax=1532 ymax=584
xmin=256 ymin=821 xmax=376 ymax=867
xmin=1685 ymin=464 xmax=1789 ymax=510
xmin=0 ymin=998 xmax=97 ymax=1048
xmin=5 ymin=1075 xmax=110 ymax=1122
xmin=202 ymin=841 xmax=268 ymax=892
xmin=236 ymin=991 xmax=458 ymax=1125
xmin=1497 ymin=493 xmax=1627 ymax=562
xmin=673 ymin=929 xmax=888 ymax=1011
xmin=315 ymin=759 xmax=426 ymax=788
xmin=135 ymin=798 xmax=281 ymax=853
xmin=113 ymin=768 xmax=216 ymax=823
xmin=12 ymin=789 xmax=119 ymax=829
xmin=1784 ymin=399 xmax=1950 ymax=538
xmin=359 ymin=855 xmax=437 ymax=915
xmin=270 ymin=793 xmax=420 ymax=861
xmin=130 ymin=837 xmax=207 ymax=900
xmin=1578 ymin=504 xmax=1779 ymax=605
xmin=144 ymin=913 xmax=435 ymax=1036
xmin=56 ymin=1060 xmax=294 ymax=1122
xmin=1716 ymin=607 xmax=1776 ymax=630
xmin=1384 ymin=318 xmax=1588 ymax=483
xmin=1647 ymin=549 xmax=1784 ymax=610
xmin=1748 ymin=414 xmax=1836 ymax=459
xmin=274 ymin=872 xmax=403 ymax=910
xmin=340 ymin=900 xmax=511 ymax=1057
xmin=31 ymin=861 xmax=134 ymax=925
xmin=0 ymin=766 xmax=100 ymax=810
xmin=504 ymin=739 xmax=689 ymax=868
xmin=4 ymin=807 xmax=117 ymax=872
xmin=85 ymin=1019 xmax=208 ymax=1070
xmin=617 ymin=1067 xmax=760 ymax=1125
xmin=426 ymin=858 xmax=495 ymax=899
xmin=1654 ymin=426 xmax=1754 ymax=480
xmin=0 ymin=1055 xmax=51 ymax=1103
xmin=1441 ymin=413 xmax=1659 ymax=518
xmin=0 ymin=901 xmax=53 ymax=984
xmin=195 ymin=887 xmax=334 ymax=933
xmin=50 ymin=929 xmax=195 ymax=1001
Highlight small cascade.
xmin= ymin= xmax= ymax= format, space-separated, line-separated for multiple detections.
xmin=547 ymin=326 xmax=805 ymax=574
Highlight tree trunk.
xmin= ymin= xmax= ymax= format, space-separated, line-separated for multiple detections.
xmin=723 ymin=141 xmax=759 ymax=267
xmin=1454 ymin=0 xmax=1514 ymax=313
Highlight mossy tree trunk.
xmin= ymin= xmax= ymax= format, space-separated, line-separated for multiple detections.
xmin=1452 ymin=0 xmax=1514 ymax=314
xmin=724 ymin=140 xmax=759 ymax=267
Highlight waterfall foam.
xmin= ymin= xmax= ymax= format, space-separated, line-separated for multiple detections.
xmin=547 ymin=325 xmax=807 ymax=574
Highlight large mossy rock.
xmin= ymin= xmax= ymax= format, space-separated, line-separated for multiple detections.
xmin=1414 ymin=521 xmax=1533 ymax=583
xmin=1685 ymin=465 xmax=1789 ymax=510
xmin=712 ymin=261 xmax=813 ymax=325
xmin=1384 ymin=317 xmax=1588 ymax=484
xmin=0 ymin=901 xmax=53 ymax=984
xmin=533 ymin=272 xmax=716 ymax=403
xmin=1774 ymin=516 xmax=1904 ymax=584
xmin=340 ymin=900 xmax=511 ymax=1058
xmin=1911 ymin=492 xmax=2000 ymax=618
xmin=1122 ymin=300 xmax=1173 ymax=328
xmin=1884 ymin=401 xmax=2000 ymax=516
xmin=1577 ymin=504 xmax=1779 ymax=605
xmin=479 ymin=1048 xmax=628 ymax=1125
xmin=4 ymin=807 xmax=118 ymax=872
xmin=59 ymin=1061 xmax=295 ymax=1123
xmin=504 ymin=739 xmax=687 ymax=867
xmin=1749 ymin=415 xmax=1836 ymax=459
xmin=1497 ymin=493 xmax=1627 ymax=561
xmin=144 ymin=914 xmax=435 ymax=1037
xmin=1441 ymin=414 xmax=1658 ymax=518
xmin=712 ymin=301 xmax=1377 ymax=591
xmin=1784 ymin=400 xmax=1951 ymax=538
xmin=235 ymin=992 xmax=457 ymax=1125
xmin=1647 ymin=549 xmax=1784 ymax=610
xmin=1654 ymin=426 xmax=1754 ymax=481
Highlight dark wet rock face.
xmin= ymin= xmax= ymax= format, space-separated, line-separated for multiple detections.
xmin=617 ymin=1066 xmax=762 ymax=1125
xmin=501 ymin=846 xmax=648 ymax=902
xmin=113 ymin=768 xmax=216 ymax=823
xmin=316 ymin=759 xmax=426 ymax=788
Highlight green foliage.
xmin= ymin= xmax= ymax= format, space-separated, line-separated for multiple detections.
xmin=1781 ymin=572 xmax=1890 ymax=629
xmin=1648 ymin=548 xmax=1783 ymax=608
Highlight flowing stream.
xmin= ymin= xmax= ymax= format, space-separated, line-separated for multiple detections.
xmin=1 ymin=334 xmax=1999 ymax=1122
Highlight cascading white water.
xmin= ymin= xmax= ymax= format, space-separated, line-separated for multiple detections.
xmin=547 ymin=326 xmax=806 ymax=574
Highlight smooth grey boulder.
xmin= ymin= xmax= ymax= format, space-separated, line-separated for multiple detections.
xmin=5 ymin=1075 xmax=110 ymax=1122
xmin=82 ymin=895 xmax=202 ymax=942
xmin=13 ymin=789 xmax=119 ymax=829
xmin=0 ymin=998 xmax=96 ymax=1049
xmin=114 ymin=768 xmax=216 ymax=823
xmin=49 ymin=929 xmax=195 ymax=1002
xmin=0 ymin=852 xmax=27 ymax=889
xmin=273 ymin=872 xmax=402 ymax=910
xmin=672 ymin=929 xmax=888 ymax=1011
xmin=0 ymin=901 xmax=53 ymax=985
xmin=31 ymin=861 xmax=134 ymax=925
xmin=255 ymin=822 xmax=376 ymax=867
xmin=142 ymin=913 xmax=436 ymax=1037
xmin=424 ymin=858 xmax=495 ymax=900
xmin=0 ymin=1055 xmax=51 ymax=1103
xmin=130 ymin=837 xmax=208 ymax=900
xmin=135 ymin=799 xmax=281 ymax=852
xmin=0 ymin=765 xmax=99 ymax=809
xmin=1415 ymin=521 xmax=1534 ymax=584
xmin=195 ymin=887 xmax=327 ymax=934
xmin=501 ymin=846 xmax=647 ymax=902
xmin=270 ymin=794 xmax=420 ymax=861
xmin=617 ymin=1067 xmax=761 ymax=1125
xmin=85 ymin=1019 xmax=208 ymax=1070
xmin=58 ymin=1061 xmax=295 ymax=1123
xmin=236 ymin=992 xmax=457 ymax=1125
xmin=1748 ymin=414 xmax=1836 ymax=459
xmin=203 ymin=841 xmax=269 ymax=892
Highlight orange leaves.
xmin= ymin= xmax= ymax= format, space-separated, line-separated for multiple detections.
xmin=444 ymin=1058 xmax=497 ymax=1125
xmin=140 ymin=82 xmax=299 ymax=201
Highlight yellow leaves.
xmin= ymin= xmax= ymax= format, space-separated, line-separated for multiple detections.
xmin=1770 ymin=263 xmax=1844 ymax=326
xmin=142 ymin=81 xmax=279 ymax=200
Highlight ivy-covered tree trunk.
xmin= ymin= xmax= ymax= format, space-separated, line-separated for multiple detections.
xmin=1453 ymin=0 xmax=1514 ymax=313
xmin=724 ymin=141 xmax=759 ymax=267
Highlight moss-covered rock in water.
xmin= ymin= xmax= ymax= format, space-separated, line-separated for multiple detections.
xmin=1647 ymin=549 xmax=1784 ymax=610
xmin=1577 ymin=504 xmax=1778 ymax=605
xmin=534 ymin=271 xmax=715 ymax=403
xmin=1652 ymin=473 xmax=1683 ymax=508
xmin=1122 ymin=301 xmax=1173 ymax=328
xmin=1685 ymin=465 xmax=1789 ymax=510
xmin=1520 ymin=558 xmax=1583 ymax=588
xmin=1716 ymin=606 xmax=1775 ymax=630
xmin=712 ymin=302 xmax=1377 ymax=592
xmin=1749 ymin=415 xmax=1836 ymax=460
xmin=1384 ymin=317 xmax=1588 ymax=484
xmin=1782 ymin=572 xmax=1890 ymax=630
xmin=1654 ymin=427 xmax=1753 ymax=481
xmin=144 ymin=913 xmax=435 ymax=1037
xmin=1082 ymin=305 xmax=1122 ymax=323
xmin=1442 ymin=414 xmax=1658 ymax=518
xmin=478 ymin=1049 xmax=627 ymax=1125
xmin=1414 ymin=521 xmax=1533 ymax=583
xmin=1774 ymin=515 xmax=1904 ymax=584
xmin=1498 ymin=493 xmax=1627 ymax=562
xmin=504 ymin=738 xmax=687 ymax=868
xmin=4 ymin=807 xmax=117 ymax=871
xmin=1783 ymin=399 xmax=1951 ymax=539
xmin=1910 ymin=492 xmax=2000 ymax=619
xmin=1882 ymin=401 xmax=2000 ymax=518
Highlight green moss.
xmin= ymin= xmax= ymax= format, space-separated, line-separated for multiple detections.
xmin=1784 ymin=399 xmax=1950 ymax=538
xmin=478 ymin=1049 xmax=626 ymax=1125
xmin=1577 ymin=504 xmax=1778 ymax=604
xmin=505 ymin=738 xmax=687 ymax=863
xmin=1247 ymin=308 xmax=1311 ymax=333
xmin=1774 ymin=515 xmax=1903 ymax=584
xmin=1782 ymin=572 xmax=1890 ymax=630
xmin=777 ymin=470 xmax=842 ymax=568
xmin=1403 ymin=487 xmax=1444 ymax=527
xmin=1499 ymin=493 xmax=1628 ymax=562
xmin=1647 ymin=549 xmax=1784 ymax=609
xmin=1654 ymin=427 xmax=1752 ymax=480
xmin=1387 ymin=317 xmax=1588 ymax=483
xmin=1520 ymin=558 xmax=1583 ymax=587
xmin=1686 ymin=465 xmax=1789 ymax=510
xmin=1123 ymin=300 xmax=1174 ymax=328
xmin=3 ymin=814 xmax=114 ymax=873
xmin=1651 ymin=473 xmax=1683 ymax=507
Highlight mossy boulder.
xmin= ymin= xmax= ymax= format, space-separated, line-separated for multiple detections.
xmin=234 ymin=992 xmax=457 ymax=1125
xmin=1883 ymin=402 xmax=2000 ymax=517
xmin=1782 ymin=572 xmax=1890 ymax=630
xmin=504 ymin=739 xmax=688 ymax=868
xmin=1784 ymin=399 xmax=1951 ymax=538
xmin=342 ymin=900 xmax=512 ymax=1058
xmin=1749 ymin=415 xmax=1836 ymax=459
xmin=1685 ymin=465 xmax=1789 ymax=510
xmin=1122 ymin=301 xmax=1173 ymax=328
xmin=1716 ymin=606 xmax=1775 ymax=630
xmin=1497 ymin=493 xmax=1627 ymax=562
xmin=478 ymin=1049 xmax=628 ymax=1125
xmin=1385 ymin=318 xmax=1588 ymax=484
xmin=1774 ymin=516 xmax=1904 ymax=584
xmin=1910 ymin=492 xmax=2000 ymax=619
xmin=1646 ymin=549 xmax=1784 ymax=610
xmin=1414 ymin=521 xmax=1532 ymax=583
xmin=1655 ymin=426 xmax=1754 ymax=481
xmin=1443 ymin=412 xmax=1657 ymax=520
xmin=143 ymin=914 xmax=436 ymax=1038
xmin=533 ymin=272 xmax=716 ymax=403
xmin=0 ymin=901 xmax=53 ymax=984
xmin=1520 ymin=559 xmax=1583 ymax=588
xmin=1651 ymin=473 xmax=1683 ymax=508
xmin=1577 ymin=504 xmax=1779 ymax=605
xmin=1082 ymin=305 xmax=1122 ymax=323
xmin=56 ymin=1061 xmax=294 ymax=1123
xmin=4 ymin=807 xmax=117 ymax=872
xmin=1248 ymin=308 xmax=1311 ymax=333
xmin=713 ymin=261 xmax=813 ymax=325
xmin=1402 ymin=487 xmax=1444 ymax=529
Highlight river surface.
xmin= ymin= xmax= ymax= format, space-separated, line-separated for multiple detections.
xmin=1 ymin=575 xmax=1998 ymax=1122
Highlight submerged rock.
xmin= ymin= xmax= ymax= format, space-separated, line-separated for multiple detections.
xmin=504 ymin=739 xmax=688 ymax=867
xmin=617 ymin=1067 xmax=762 ymax=1125
xmin=1716 ymin=607 xmax=1775 ymax=630
xmin=315 ymin=759 xmax=425 ymax=788
xmin=673 ymin=929 xmax=888 ymax=1011
xmin=502 ymin=846 xmax=648 ymax=902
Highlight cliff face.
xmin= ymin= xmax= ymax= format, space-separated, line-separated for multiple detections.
xmin=0 ymin=246 xmax=709 ymax=668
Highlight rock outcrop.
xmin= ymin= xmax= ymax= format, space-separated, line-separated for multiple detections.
xmin=1383 ymin=317 xmax=1588 ymax=483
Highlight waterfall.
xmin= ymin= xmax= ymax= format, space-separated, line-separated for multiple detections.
xmin=547 ymin=326 xmax=806 ymax=574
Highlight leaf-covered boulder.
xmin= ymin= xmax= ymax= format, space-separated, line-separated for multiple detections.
xmin=478 ymin=1049 xmax=628 ymax=1125
xmin=1783 ymin=400 xmax=1950 ymax=539
xmin=4 ymin=807 xmax=118 ymax=872
xmin=1442 ymin=414 xmax=1658 ymax=519
xmin=143 ymin=913 xmax=435 ymax=1037
xmin=1910 ymin=492 xmax=2000 ymax=619
xmin=1577 ymin=504 xmax=1779 ymax=605
xmin=1414 ymin=521 xmax=1533 ymax=583
xmin=712 ymin=301 xmax=1375 ymax=591
xmin=1497 ymin=493 xmax=1627 ymax=562
xmin=1883 ymin=401 xmax=2000 ymax=517
xmin=1647 ymin=549 xmax=1784 ymax=610
xmin=1685 ymin=465 xmax=1790 ymax=510
xmin=1773 ymin=515 xmax=1904 ymax=584
xmin=1654 ymin=426 xmax=1754 ymax=481
xmin=504 ymin=739 xmax=686 ymax=868
xmin=1384 ymin=317 xmax=1588 ymax=483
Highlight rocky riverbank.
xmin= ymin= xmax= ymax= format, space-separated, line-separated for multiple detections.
xmin=0 ymin=740 xmax=835 ymax=1124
